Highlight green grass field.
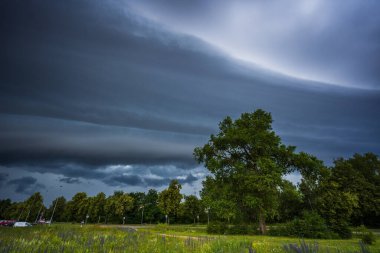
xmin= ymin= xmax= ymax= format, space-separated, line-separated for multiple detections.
xmin=0 ymin=224 xmax=378 ymax=253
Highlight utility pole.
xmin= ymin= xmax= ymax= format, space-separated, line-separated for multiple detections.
xmin=35 ymin=205 xmax=43 ymax=223
xmin=25 ymin=209 xmax=31 ymax=222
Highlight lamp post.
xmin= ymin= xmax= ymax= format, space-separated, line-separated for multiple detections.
xmin=165 ymin=214 xmax=168 ymax=225
xmin=123 ymin=216 xmax=125 ymax=225
xmin=85 ymin=214 xmax=89 ymax=224
xmin=139 ymin=205 xmax=145 ymax=225
xmin=205 ymin=207 xmax=210 ymax=225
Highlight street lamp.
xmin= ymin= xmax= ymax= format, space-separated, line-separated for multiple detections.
xmin=85 ymin=214 xmax=89 ymax=224
xmin=139 ymin=205 xmax=144 ymax=225
xmin=123 ymin=216 xmax=125 ymax=225
xmin=205 ymin=207 xmax=210 ymax=225
xmin=165 ymin=214 xmax=168 ymax=225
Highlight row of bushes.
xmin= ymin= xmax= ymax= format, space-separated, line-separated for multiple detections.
xmin=206 ymin=222 xmax=259 ymax=235
xmin=268 ymin=212 xmax=338 ymax=239
xmin=206 ymin=212 xmax=376 ymax=244
xmin=207 ymin=212 xmax=335 ymax=237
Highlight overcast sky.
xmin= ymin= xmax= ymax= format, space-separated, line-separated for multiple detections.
xmin=1 ymin=0 xmax=379 ymax=205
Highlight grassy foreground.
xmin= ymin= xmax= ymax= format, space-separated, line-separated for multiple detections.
xmin=0 ymin=224 xmax=378 ymax=253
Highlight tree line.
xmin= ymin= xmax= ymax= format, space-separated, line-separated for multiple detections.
xmin=0 ymin=109 xmax=379 ymax=239
xmin=0 ymin=186 xmax=204 ymax=225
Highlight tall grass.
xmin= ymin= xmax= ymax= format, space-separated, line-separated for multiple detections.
xmin=0 ymin=224 xmax=378 ymax=253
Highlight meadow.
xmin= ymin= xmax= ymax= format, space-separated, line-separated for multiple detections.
xmin=0 ymin=224 xmax=378 ymax=253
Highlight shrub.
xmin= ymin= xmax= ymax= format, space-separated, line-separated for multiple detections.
xmin=225 ymin=224 xmax=258 ymax=235
xmin=269 ymin=211 xmax=334 ymax=239
xmin=329 ymin=223 xmax=352 ymax=239
xmin=226 ymin=224 xmax=248 ymax=235
xmin=206 ymin=221 xmax=227 ymax=234
xmin=357 ymin=225 xmax=376 ymax=245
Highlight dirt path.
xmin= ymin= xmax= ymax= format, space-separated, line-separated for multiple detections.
xmin=122 ymin=225 xmax=217 ymax=241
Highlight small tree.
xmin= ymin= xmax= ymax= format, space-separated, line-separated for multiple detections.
xmin=183 ymin=195 xmax=202 ymax=224
xmin=158 ymin=180 xmax=182 ymax=224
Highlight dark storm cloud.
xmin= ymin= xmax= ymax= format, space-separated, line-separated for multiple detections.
xmin=108 ymin=175 xmax=144 ymax=186
xmin=108 ymin=173 xmax=199 ymax=187
xmin=0 ymin=173 xmax=9 ymax=187
xmin=59 ymin=177 xmax=81 ymax=184
xmin=0 ymin=0 xmax=379 ymax=197
xmin=7 ymin=176 xmax=45 ymax=194
xmin=179 ymin=174 xmax=198 ymax=185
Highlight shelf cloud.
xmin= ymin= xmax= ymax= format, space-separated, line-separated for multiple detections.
xmin=1 ymin=0 xmax=379 ymax=202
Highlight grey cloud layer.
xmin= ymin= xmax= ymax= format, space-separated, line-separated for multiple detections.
xmin=0 ymin=0 xmax=379 ymax=195
xmin=7 ymin=176 xmax=45 ymax=194
xmin=129 ymin=0 xmax=380 ymax=88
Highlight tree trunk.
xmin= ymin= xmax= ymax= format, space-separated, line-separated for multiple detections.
xmin=258 ymin=212 xmax=266 ymax=234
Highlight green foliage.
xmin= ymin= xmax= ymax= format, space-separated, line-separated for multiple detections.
xmin=104 ymin=191 xmax=134 ymax=223
xmin=143 ymin=189 xmax=161 ymax=224
xmin=46 ymin=196 xmax=66 ymax=222
xmin=206 ymin=221 xmax=228 ymax=234
xmin=158 ymin=180 xmax=182 ymax=223
xmin=316 ymin=181 xmax=357 ymax=238
xmin=194 ymin=109 xmax=299 ymax=233
xmin=225 ymin=224 xmax=259 ymax=235
xmin=357 ymin=225 xmax=376 ymax=245
xmin=332 ymin=154 xmax=380 ymax=227
xmin=182 ymin=195 xmax=202 ymax=224
xmin=0 ymin=224 xmax=378 ymax=253
xmin=269 ymin=212 xmax=334 ymax=239
xmin=278 ymin=180 xmax=303 ymax=222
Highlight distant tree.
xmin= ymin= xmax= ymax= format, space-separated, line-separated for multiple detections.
xmin=46 ymin=196 xmax=66 ymax=222
xmin=70 ymin=192 xmax=88 ymax=222
xmin=277 ymin=180 xmax=302 ymax=222
xmin=144 ymin=189 xmax=161 ymax=224
xmin=316 ymin=179 xmax=358 ymax=238
xmin=332 ymin=153 xmax=380 ymax=227
xmin=23 ymin=192 xmax=44 ymax=222
xmin=128 ymin=192 xmax=146 ymax=223
xmin=88 ymin=192 xmax=106 ymax=223
xmin=158 ymin=180 xmax=182 ymax=224
xmin=105 ymin=191 xmax=133 ymax=223
xmin=62 ymin=200 xmax=75 ymax=222
xmin=294 ymin=152 xmax=329 ymax=211
xmin=4 ymin=201 xmax=24 ymax=220
xmin=183 ymin=195 xmax=202 ymax=224
xmin=0 ymin=199 xmax=12 ymax=219
xmin=194 ymin=109 xmax=298 ymax=234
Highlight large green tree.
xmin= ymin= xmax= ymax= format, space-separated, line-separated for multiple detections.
xmin=194 ymin=109 xmax=298 ymax=233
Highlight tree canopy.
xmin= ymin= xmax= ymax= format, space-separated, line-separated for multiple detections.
xmin=194 ymin=109 xmax=299 ymax=233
